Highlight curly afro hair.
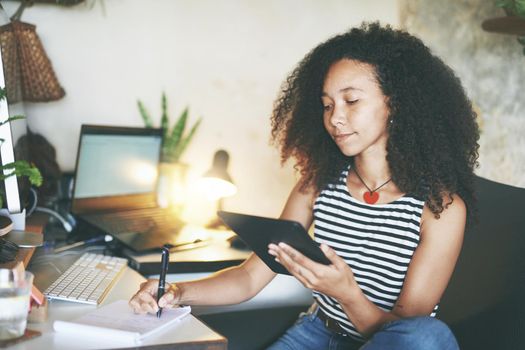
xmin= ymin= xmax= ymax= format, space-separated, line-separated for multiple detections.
xmin=271 ymin=22 xmax=480 ymax=223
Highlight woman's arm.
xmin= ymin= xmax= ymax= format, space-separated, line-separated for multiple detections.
xmin=129 ymin=253 xmax=274 ymax=314
xmin=271 ymin=193 xmax=466 ymax=337
xmin=129 ymin=179 xmax=316 ymax=314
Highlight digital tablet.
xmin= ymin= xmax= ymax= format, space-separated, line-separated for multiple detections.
xmin=217 ymin=211 xmax=331 ymax=275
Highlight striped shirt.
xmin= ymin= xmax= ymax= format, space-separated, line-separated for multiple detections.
xmin=312 ymin=165 xmax=436 ymax=341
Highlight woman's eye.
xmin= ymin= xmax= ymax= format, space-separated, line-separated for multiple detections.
xmin=323 ymin=105 xmax=333 ymax=111
xmin=346 ymin=99 xmax=358 ymax=105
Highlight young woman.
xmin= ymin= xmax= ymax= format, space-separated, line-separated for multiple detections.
xmin=129 ymin=23 xmax=479 ymax=350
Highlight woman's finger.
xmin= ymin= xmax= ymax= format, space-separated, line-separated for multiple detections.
xmin=278 ymin=243 xmax=326 ymax=280
xmin=274 ymin=246 xmax=316 ymax=287
xmin=159 ymin=284 xmax=181 ymax=308
xmin=320 ymin=244 xmax=347 ymax=270
xmin=138 ymin=290 xmax=159 ymax=314
xmin=129 ymin=297 xmax=145 ymax=314
xmin=278 ymin=243 xmax=323 ymax=272
xmin=139 ymin=279 xmax=160 ymax=295
xmin=130 ymin=280 xmax=156 ymax=312
xmin=129 ymin=291 xmax=156 ymax=314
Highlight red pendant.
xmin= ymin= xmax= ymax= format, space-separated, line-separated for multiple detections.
xmin=363 ymin=191 xmax=379 ymax=204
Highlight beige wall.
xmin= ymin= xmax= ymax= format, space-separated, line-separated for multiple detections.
xmin=2 ymin=0 xmax=399 ymax=218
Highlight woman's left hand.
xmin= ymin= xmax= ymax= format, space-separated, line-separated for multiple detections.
xmin=268 ymin=242 xmax=357 ymax=300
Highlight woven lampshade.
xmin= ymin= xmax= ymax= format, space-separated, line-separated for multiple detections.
xmin=0 ymin=20 xmax=65 ymax=103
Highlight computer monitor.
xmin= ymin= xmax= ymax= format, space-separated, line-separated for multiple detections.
xmin=0 ymin=40 xmax=22 ymax=215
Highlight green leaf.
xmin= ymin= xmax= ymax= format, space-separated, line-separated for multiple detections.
xmin=0 ymin=86 xmax=6 ymax=101
xmin=160 ymin=92 xmax=169 ymax=137
xmin=171 ymin=118 xmax=202 ymax=162
xmin=164 ymin=107 xmax=188 ymax=158
xmin=0 ymin=113 xmax=43 ymax=207
xmin=0 ymin=160 xmax=42 ymax=186
xmin=136 ymin=93 xmax=202 ymax=162
xmin=516 ymin=0 xmax=525 ymax=17
xmin=0 ymin=115 xmax=25 ymax=128
xmin=137 ymin=100 xmax=153 ymax=128
xmin=496 ymin=0 xmax=522 ymax=15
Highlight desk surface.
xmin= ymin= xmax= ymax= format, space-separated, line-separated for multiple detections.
xmin=1 ymin=219 xmax=311 ymax=349
xmin=15 ymin=263 xmax=226 ymax=350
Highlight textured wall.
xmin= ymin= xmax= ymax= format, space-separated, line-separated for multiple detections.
xmin=400 ymin=0 xmax=525 ymax=187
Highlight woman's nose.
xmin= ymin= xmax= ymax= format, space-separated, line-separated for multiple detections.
xmin=330 ymin=105 xmax=346 ymax=127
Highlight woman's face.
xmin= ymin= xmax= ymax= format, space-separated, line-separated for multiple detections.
xmin=322 ymin=59 xmax=390 ymax=158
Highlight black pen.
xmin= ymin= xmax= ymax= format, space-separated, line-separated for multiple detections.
xmin=156 ymin=245 xmax=170 ymax=318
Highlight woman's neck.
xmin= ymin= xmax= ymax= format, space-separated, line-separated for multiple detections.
xmin=353 ymin=155 xmax=391 ymax=190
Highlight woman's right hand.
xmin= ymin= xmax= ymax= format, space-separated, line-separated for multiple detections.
xmin=128 ymin=279 xmax=182 ymax=314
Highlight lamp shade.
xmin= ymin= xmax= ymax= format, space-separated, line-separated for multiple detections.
xmin=201 ymin=150 xmax=236 ymax=200
xmin=203 ymin=150 xmax=232 ymax=182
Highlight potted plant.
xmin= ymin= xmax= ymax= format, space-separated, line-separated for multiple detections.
xmin=483 ymin=0 xmax=525 ymax=54
xmin=138 ymin=92 xmax=201 ymax=163
xmin=0 ymin=87 xmax=42 ymax=231
xmin=137 ymin=92 xmax=201 ymax=210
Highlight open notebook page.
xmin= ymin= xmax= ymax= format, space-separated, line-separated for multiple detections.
xmin=53 ymin=300 xmax=191 ymax=343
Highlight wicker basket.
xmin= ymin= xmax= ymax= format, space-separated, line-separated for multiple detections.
xmin=0 ymin=20 xmax=65 ymax=103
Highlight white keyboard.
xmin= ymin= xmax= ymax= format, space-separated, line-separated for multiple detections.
xmin=44 ymin=253 xmax=127 ymax=305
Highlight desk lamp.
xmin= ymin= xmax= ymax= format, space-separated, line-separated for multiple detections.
xmin=201 ymin=150 xmax=236 ymax=229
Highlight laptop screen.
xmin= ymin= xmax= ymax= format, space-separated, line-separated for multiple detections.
xmin=72 ymin=125 xmax=163 ymax=213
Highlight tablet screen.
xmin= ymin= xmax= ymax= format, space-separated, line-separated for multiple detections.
xmin=218 ymin=211 xmax=330 ymax=275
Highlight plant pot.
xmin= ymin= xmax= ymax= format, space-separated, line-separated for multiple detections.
xmin=156 ymin=162 xmax=188 ymax=215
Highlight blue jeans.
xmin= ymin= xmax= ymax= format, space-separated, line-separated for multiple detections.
xmin=266 ymin=308 xmax=459 ymax=350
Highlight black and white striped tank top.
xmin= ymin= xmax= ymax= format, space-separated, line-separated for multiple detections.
xmin=312 ymin=165 xmax=435 ymax=341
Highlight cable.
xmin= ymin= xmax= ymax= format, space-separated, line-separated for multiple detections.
xmin=29 ymin=244 xmax=111 ymax=265
xmin=26 ymin=187 xmax=39 ymax=216
xmin=34 ymin=206 xmax=74 ymax=232
xmin=53 ymin=235 xmax=113 ymax=253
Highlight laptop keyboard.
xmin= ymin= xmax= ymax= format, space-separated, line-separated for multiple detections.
xmin=80 ymin=208 xmax=186 ymax=252
xmin=108 ymin=217 xmax=157 ymax=233
xmin=84 ymin=208 xmax=182 ymax=233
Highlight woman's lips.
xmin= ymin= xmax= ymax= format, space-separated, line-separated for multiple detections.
xmin=333 ymin=132 xmax=356 ymax=142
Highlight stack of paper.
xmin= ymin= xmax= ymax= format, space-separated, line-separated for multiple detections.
xmin=53 ymin=300 xmax=191 ymax=343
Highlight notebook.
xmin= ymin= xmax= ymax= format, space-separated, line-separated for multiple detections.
xmin=71 ymin=125 xmax=185 ymax=253
xmin=53 ymin=300 xmax=191 ymax=344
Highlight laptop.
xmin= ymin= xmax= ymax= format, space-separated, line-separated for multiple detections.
xmin=71 ymin=125 xmax=185 ymax=253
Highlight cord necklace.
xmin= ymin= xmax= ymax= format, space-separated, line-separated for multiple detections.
xmin=353 ymin=168 xmax=391 ymax=204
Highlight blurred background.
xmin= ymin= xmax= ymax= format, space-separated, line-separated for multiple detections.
xmin=1 ymin=0 xmax=523 ymax=223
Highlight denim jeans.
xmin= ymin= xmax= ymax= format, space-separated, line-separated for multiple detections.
xmin=266 ymin=308 xmax=459 ymax=350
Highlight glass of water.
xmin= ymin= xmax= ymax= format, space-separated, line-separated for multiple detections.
xmin=0 ymin=269 xmax=33 ymax=340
